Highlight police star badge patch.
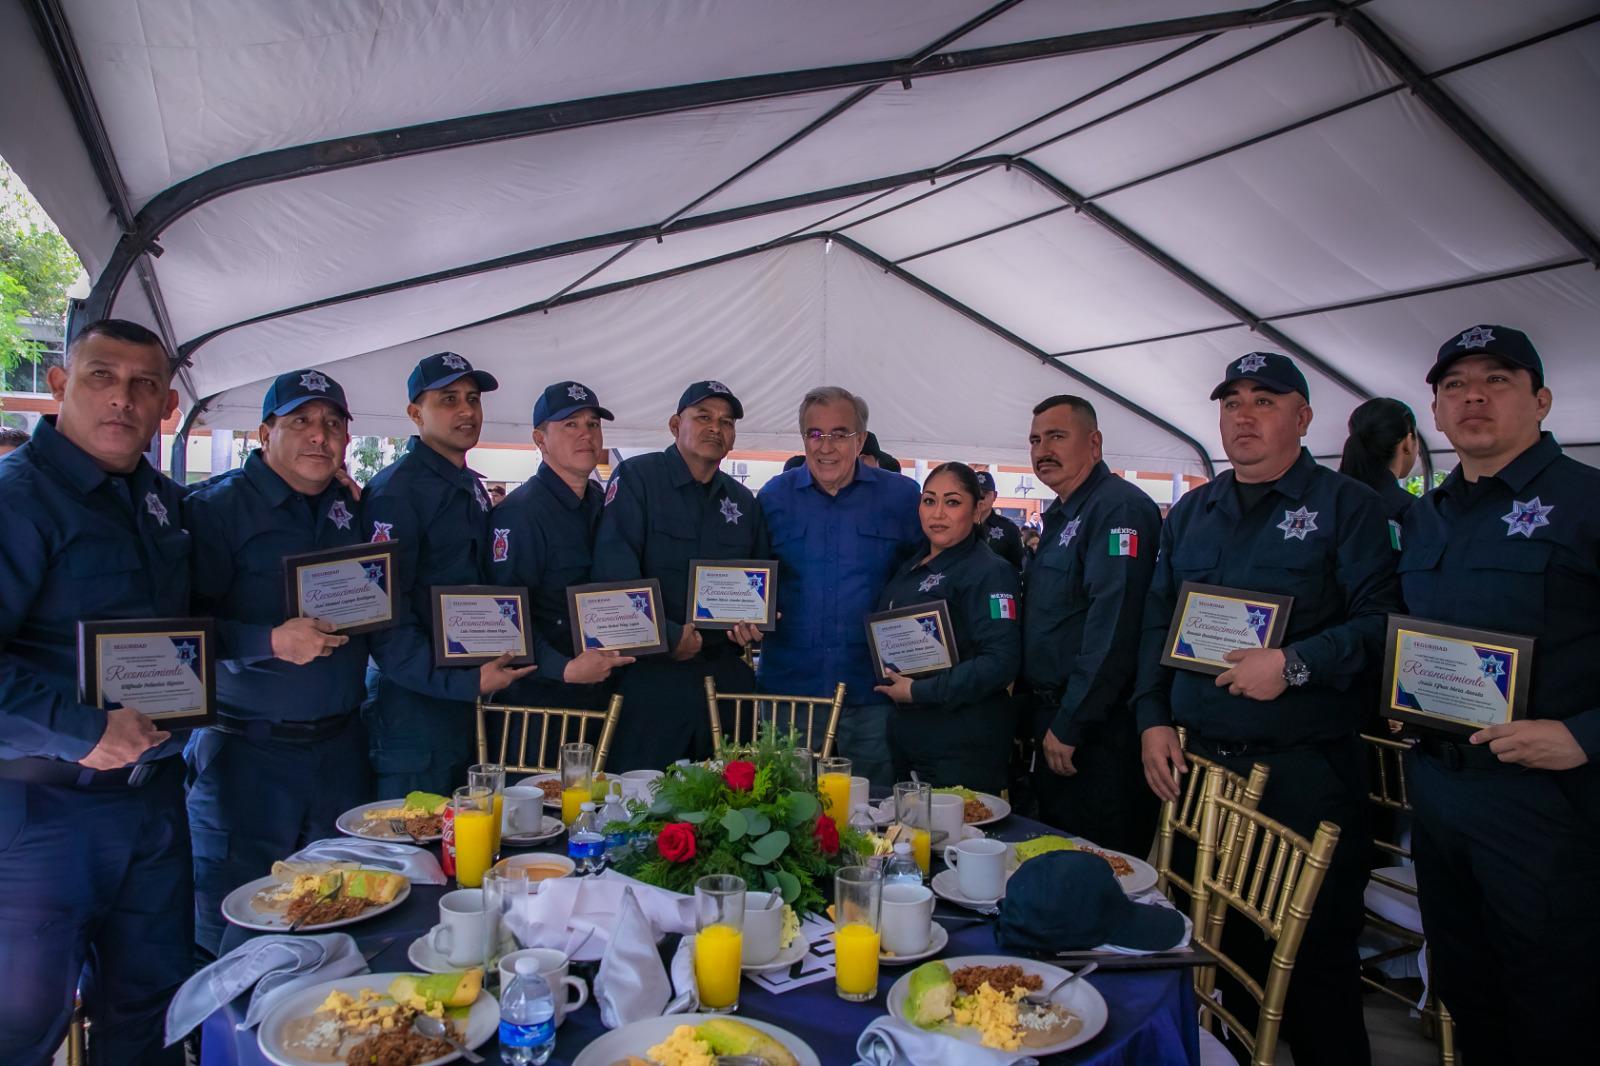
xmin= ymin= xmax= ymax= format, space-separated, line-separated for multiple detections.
xmin=1276 ymin=506 xmax=1318 ymax=541
xmin=299 ymin=370 xmax=330 ymax=392
xmin=918 ymin=572 xmax=945 ymax=593
xmin=327 ymin=500 xmax=353 ymax=530
xmin=720 ymin=498 xmax=742 ymax=524
xmin=988 ymin=525 xmax=1004 ymax=540
xmin=1501 ymin=497 xmax=1552 ymax=538
xmin=1059 ymin=517 xmax=1081 ymax=547
xmin=144 ymin=491 xmax=169 ymax=526
xmin=1237 ymin=353 xmax=1268 ymax=374
xmin=1456 ymin=326 xmax=1495 ymax=350
xmin=440 ymin=352 xmax=468 ymax=370
xmin=566 ymin=383 xmax=589 ymax=401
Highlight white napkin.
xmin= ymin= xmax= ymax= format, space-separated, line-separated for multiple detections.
xmin=593 ymin=887 xmax=696 ymax=1028
xmin=504 ymin=873 xmax=696 ymax=956
xmin=855 ymin=1017 xmax=1039 ymax=1066
xmin=164 ymin=933 xmax=367 ymax=1044
xmin=285 ymin=838 xmax=446 ymax=884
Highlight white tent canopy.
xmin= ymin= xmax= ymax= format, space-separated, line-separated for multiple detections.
xmin=4 ymin=0 xmax=1598 ymax=475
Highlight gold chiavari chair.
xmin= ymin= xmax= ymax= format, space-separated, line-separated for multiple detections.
xmin=66 ymin=994 xmax=86 ymax=1066
xmin=1154 ymin=731 xmax=1270 ymax=902
xmin=1358 ymin=733 xmax=1456 ymax=1065
xmin=475 ymin=694 xmax=623 ymax=775
xmin=705 ymin=678 xmax=845 ymax=758
xmin=1191 ymin=766 xmax=1341 ymax=1066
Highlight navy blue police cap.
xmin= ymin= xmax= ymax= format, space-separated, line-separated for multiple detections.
xmin=974 ymin=470 xmax=998 ymax=495
xmin=1209 ymin=351 xmax=1309 ymax=402
xmin=997 ymin=851 xmax=1186 ymax=953
xmin=262 ymin=368 xmax=352 ymax=422
xmin=406 ymin=351 xmax=500 ymax=402
xmin=1426 ymin=324 xmax=1542 ymax=389
xmin=533 ymin=380 xmax=615 ymax=426
xmin=676 ymin=380 xmax=745 ymax=419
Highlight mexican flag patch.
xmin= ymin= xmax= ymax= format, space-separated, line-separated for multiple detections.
xmin=989 ymin=592 xmax=1017 ymax=620
xmin=1388 ymin=519 xmax=1402 ymax=551
xmin=1109 ymin=528 xmax=1138 ymax=557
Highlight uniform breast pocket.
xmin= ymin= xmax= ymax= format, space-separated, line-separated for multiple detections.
xmin=1396 ymin=539 xmax=1444 ymax=613
xmin=56 ymin=539 xmax=143 ymax=615
xmin=1463 ymin=539 xmax=1550 ymax=633
xmin=546 ymin=546 xmax=592 ymax=587
xmin=1026 ymin=548 xmax=1077 ymax=600
xmin=1169 ymin=543 xmax=1219 ymax=583
xmin=1251 ymin=551 xmax=1327 ymax=602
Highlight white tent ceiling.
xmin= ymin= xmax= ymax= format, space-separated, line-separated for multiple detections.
xmin=4 ymin=0 xmax=1598 ymax=475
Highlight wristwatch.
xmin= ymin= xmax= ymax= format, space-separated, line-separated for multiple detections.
xmin=1281 ymin=647 xmax=1311 ymax=687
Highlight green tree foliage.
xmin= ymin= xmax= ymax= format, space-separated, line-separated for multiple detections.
xmin=1 ymin=161 xmax=83 ymax=371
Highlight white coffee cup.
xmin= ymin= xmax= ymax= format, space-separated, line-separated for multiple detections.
xmin=741 ymin=891 xmax=785 ymax=966
xmin=619 ymin=769 xmax=663 ymax=799
xmin=426 ymin=888 xmax=485 ymax=966
xmin=880 ymin=883 xmax=934 ymax=955
xmin=498 ymin=947 xmax=589 ymax=1027
xmin=849 ymin=776 xmax=870 ymax=813
xmin=943 ymin=837 xmax=1007 ymax=902
xmin=930 ymin=793 xmax=965 ymax=840
xmin=502 ymin=786 xmax=544 ymax=835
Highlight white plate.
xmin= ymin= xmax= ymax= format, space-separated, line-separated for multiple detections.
xmin=222 ymin=874 xmax=410 ymax=933
xmin=964 ymin=791 xmax=1011 ymax=827
xmin=501 ymin=814 xmax=565 ymax=845
xmin=1013 ymin=838 xmax=1160 ymax=896
xmin=335 ymin=799 xmax=443 ymax=842
xmin=880 ymin=921 xmax=949 ymax=965
xmin=741 ymin=929 xmax=811 ymax=974
xmin=515 ymin=773 xmax=564 ymax=808
xmin=572 ymin=1012 xmax=821 ymax=1066
xmin=257 ymin=972 xmax=498 ymax=1066
xmin=886 ymin=953 xmax=1108 ymax=1057
xmin=931 ymin=868 xmax=1011 ymax=909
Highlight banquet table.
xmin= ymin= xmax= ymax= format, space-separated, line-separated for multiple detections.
xmin=204 ymin=812 xmax=1199 ymax=1065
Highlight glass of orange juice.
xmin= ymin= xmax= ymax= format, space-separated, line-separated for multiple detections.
xmin=834 ymin=865 xmax=883 ymax=1001
xmin=818 ymin=757 xmax=852 ymax=822
xmin=894 ymin=781 xmax=932 ymax=876
xmin=560 ymin=742 xmax=594 ymax=826
xmin=452 ymin=785 xmax=495 ymax=888
xmin=693 ymin=874 xmax=746 ymax=1013
xmin=469 ymin=763 xmax=505 ymax=859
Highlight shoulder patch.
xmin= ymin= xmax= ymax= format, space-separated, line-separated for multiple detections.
xmin=989 ymin=592 xmax=1017 ymax=620
xmin=1108 ymin=527 xmax=1138 ymax=557
xmin=370 ymin=521 xmax=394 ymax=543
xmin=492 ymin=527 xmax=510 ymax=562
xmin=604 ymin=475 xmax=620 ymax=506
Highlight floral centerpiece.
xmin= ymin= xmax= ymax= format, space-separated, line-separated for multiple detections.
xmin=610 ymin=729 xmax=870 ymax=916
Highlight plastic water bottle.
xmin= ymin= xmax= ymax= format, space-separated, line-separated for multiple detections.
xmin=567 ymin=801 xmax=606 ymax=873
xmin=884 ymin=840 xmax=923 ymax=887
xmin=598 ymin=784 xmax=631 ymax=862
xmin=498 ymin=957 xmax=556 ymax=1065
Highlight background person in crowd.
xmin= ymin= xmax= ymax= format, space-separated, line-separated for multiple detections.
xmin=182 ymin=369 xmax=370 ymax=955
xmin=1020 ymin=527 xmax=1040 ymax=559
xmin=592 ymin=381 xmax=770 ymax=770
xmin=1338 ymin=396 xmax=1420 ymax=526
xmin=361 ymin=352 xmax=533 ymax=794
xmin=1021 ymin=395 xmax=1161 ymax=856
xmin=0 ymin=425 xmax=27 ymax=456
xmin=486 ymin=481 xmax=507 ymax=505
xmin=758 ymin=386 xmax=921 ymax=788
xmin=1133 ymin=352 xmax=1398 ymax=1066
xmin=1399 ymin=325 xmax=1600 ymax=1065
xmin=489 ymin=381 xmax=633 ymax=711
xmin=874 ymin=462 xmax=1021 ymax=792
xmin=860 ymin=431 xmax=903 ymax=474
xmin=0 ymin=319 xmax=192 ymax=1065
xmin=974 ymin=469 xmax=1025 ymax=571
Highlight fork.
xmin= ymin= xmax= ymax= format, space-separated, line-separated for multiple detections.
xmin=388 ymin=817 xmax=422 ymax=843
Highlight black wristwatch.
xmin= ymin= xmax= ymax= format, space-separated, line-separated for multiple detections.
xmin=1282 ymin=647 xmax=1311 ymax=687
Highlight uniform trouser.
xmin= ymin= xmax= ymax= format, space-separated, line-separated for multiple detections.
xmin=834 ymin=702 xmax=894 ymax=790
xmin=1408 ymin=751 xmax=1600 ymax=1066
xmin=185 ymin=715 xmax=370 ymax=955
xmin=363 ymin=673 xmax=475 ymax=796
xmin=1176 ymin=735 xmax=1372 ymax=1066
xmin=889 ymin=699 xmax=1014 ymax=794
xmin=0 ymin=759 xmax=191 ymax=1066
xmin=1030 ymin=706 xmax=1158 ymax=858
xmin=605 ymin=652 xmax=755 ymax=772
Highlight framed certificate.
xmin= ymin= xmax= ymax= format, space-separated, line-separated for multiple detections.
xmin=282 ymin=542 xmax=398 ymax=634
xmin=1381 ymin=615 xmax=1534 ymax=735
xmin=431 ymin=585 xmax=535 ymax=667
xmin=687 ymin=558 xmax=777 ymax=631
xmin=566 ymin=579 xmax=669 ymax=656
xmin=1160 ymin=582 xmax=1293 ymax=675
xmin=77 ymin=618 xmax=216 ymax=729
xmin=864 ymin=600 xmax=959 ymax=679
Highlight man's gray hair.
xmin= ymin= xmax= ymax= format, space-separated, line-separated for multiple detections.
xmin=797 ymin=386 xmax=869 ymax=433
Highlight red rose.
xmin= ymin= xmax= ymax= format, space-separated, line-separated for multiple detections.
xmin=657 ymin=822 xmax=697 ymax=863
xmin=723 ymin=760 xmax=757 ymax=792
xmin=813 ymin=813 xmax=840 ymax=856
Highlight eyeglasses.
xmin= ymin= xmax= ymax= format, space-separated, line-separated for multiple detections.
xmin=804 ymin=429 xmax=860 ymax=445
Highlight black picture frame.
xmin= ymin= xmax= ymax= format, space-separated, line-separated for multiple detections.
xmin=1381 ymin=614 xmax=1534 ymax=736
xmin=431 ymin=585 xmax=536 ymax=668
xmin=281 ymin=540 xmax=399 ymax=635
xmin=1160 ymin=581 xmax=1295 ymax=676
xmin=566 ymin=578 xmax=670 ymax=657
xmin=77 ymin=617 xmax=217 ymax=730
xmin=864 ymin=599 xmax=960 ymax=680
xmin=686 ymin=558 xmax=778 ymax=632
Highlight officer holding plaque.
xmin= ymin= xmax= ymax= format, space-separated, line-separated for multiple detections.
xmin=1396 ymin=326 xmax=1599 ymax=1064
xmin=1131 ymin=352 xmax=1398 ymax=1066
xmin=0 ymin=320 xmax=191 ymax=1065
xmin=181 ymin=368 xmax=373 ymax=954
xmin=591 ymin=380 xmax=770 ymax=770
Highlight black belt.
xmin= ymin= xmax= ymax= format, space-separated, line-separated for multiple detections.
xmin=211 ymin=712 xmax=354 ymax=743
xmin=1185 ymin=733 xmax=1345 ymax=760
xmin=1413 ymin=733 xmax=1505 ymax=771
xmin=0 ymin=755 xmax=175 ymax=789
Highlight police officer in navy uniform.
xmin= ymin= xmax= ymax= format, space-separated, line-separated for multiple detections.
xmin=182 ymin=369 xmax=371 ymax=954
xmin=362 ymin=353 xmax=534 ymax=794
xmin=1021 ymin=395 xmax=1161 ymax=856
xmin=874 ymin=462 xmax=1021 ymax=792
xmin=488 ymin=381 xmax=634 ymax=708
xmin=1398 ymin=326 xmax=1600 ymax=1065
xmin=1133 ymin=352 xmax=1398 ymax=1066
xmin=591 ymin=381 xmax=770 ymax=770
xmin=0 ymin=320 xmax=193 ymax=1065
xmin=974 ymin=469 xmax=1025 ymax=571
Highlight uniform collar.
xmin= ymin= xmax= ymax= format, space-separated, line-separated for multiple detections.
xmin=663 ymin=443 xmax=732 ymax=496
xmin=909 ymin=529 xmax=980 ymax=574
xmin=30 ymin=415 xmax=153 ymax=497
xmin=535 ymin=460 xmax=591 ymax=510
xmin=243 ymin=449 xmax=344 ymax=510
xmin=792 ymin=456 xmax=879 ymax=495
xmin=408 ymin=435 xmax=484 ymax=484
xmin=1048 ymin=460 xmax=1111 ymax=519
xmin=1439 ymin=431 xmax=1561 ymax=499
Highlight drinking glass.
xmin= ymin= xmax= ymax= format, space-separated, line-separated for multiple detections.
xmin=480 ymin=865 xmax=534 ymax=983
xmin=818 ymin=757 xmax=852 ymax=822
xmin=894 ymin=781 xmax=933 ymax=875
xmin=468 ymin=763 xmax=505 ymax=858
xmin=451 ymin=785 xmax=495 ymax=888
xmin=693 ymin=874 xmax=747 ymax=1013
xmin=560 ymin=742 xmax=595 ymax=826
xmin=834 ymin=866 xmax=883 ymax=1001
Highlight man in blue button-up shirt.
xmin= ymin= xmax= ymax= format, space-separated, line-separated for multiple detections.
xmin=182 ymin=369 xmax=372 ymax=953
xmin=756 ymin=387 xmax=920 ymax=787
xmin=0 ymin=320 xmax=193 ymax=1065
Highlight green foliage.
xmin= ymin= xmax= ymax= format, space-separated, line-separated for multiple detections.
xmin=0 ymin=162 xmax=82 ymax=371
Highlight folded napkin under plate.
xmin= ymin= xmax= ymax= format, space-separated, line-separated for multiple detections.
xmin=855 ymin=1016 xmax=1039 ymax=1066
xmin=284 ymin=837 xmax=446 ymax=884
xmin=164 ymin=933 xmax=367 ymax=1045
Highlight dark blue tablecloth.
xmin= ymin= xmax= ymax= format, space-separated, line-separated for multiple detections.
xmin=204 ymin=815 xmax=1198 ymax=1065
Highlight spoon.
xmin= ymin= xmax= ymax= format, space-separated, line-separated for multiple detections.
xmin=1024 ymin=961 xmax=1098 ymax=1006
xmin=412 ymin=1014 xmax=483 ymax=1063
